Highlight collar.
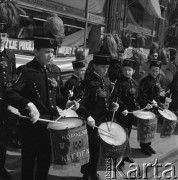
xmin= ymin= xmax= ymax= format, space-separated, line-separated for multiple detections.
xmin=72 ymin=74 xmax=81 ymax=80
xmin=94 ymin=71 xmax=103 ymax=79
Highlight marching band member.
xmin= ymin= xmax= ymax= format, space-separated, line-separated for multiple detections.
xmin=139 ymin=60 xmax=172 ymax=156
xmin=65 ymin=48 xmax=86 ymax=101
xmin=5 ymin=15 xmax=79 ymax=180
xmin=0 ymin=22 xmax=16 ymax=180
xmin=79 ymin=52 xmax=119 ymax=180
xmin=112 ymin=58 xmax=140 ymax=167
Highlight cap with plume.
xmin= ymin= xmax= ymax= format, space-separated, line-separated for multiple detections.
xmin=121 ymin=32 xmax=132 ymax=49
xmin=74 ymin=47 xmax=85 ymax=61
xmin=158 ymin=48 xmax=170 ymax=65
xmin=72 ymin=47 xmax=85 ymax=69
xmin=100 ymin=34 xmax=118 ymax=59
xmin=150 ymin=42 xmax=160 ymax=51
xmin=43 ymin=14 xmax=65 ymax=46
xmin=0 ymin=0 xmax=26 ymax=27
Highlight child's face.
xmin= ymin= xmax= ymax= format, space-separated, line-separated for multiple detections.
xmin=150 ymin=53 xmax=158 ymax=60
xmin=93 ymin=64 xmax=109 ymax=77
xmin=123 ymin=66 xmax=135 ymax=79
xmin=74 ymin=67 xmax=86 ymax=80
xmin=150 ymin=66 xmax=160 ymax=78
xmin=35 ymin=48 xmax=55 ymax=66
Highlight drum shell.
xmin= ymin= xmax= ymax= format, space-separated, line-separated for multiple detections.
xmin=160 ymin=117 xmax=177 ymax=137
xmin=98 ymin=122 xmax=128 ymax=158
xmin=49 ymin=118 xmax=89 ymax=165
xmin=137 ymin=116 xmax=157 ymax=143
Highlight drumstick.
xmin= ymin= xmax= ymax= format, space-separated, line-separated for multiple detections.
xmin=19 ymin=115 xmax=68 ymax=124
xmin=99 ymin=132 xmax=114 ymax=138
xmin=95 ymin=126 xmax=114 ymax=137
xmin=55 ymin=99 xmax=81 ymax=121
xmin=109 ymin=98 xmax=118 ymax=132
xmin=139 ymin=107 xmax=147 ymax=111
xmin=148 ymin=100 xmax=164 ymax=111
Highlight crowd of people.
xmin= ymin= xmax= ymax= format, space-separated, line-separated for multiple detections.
xmin=0 ymin=14 xmax=178 ymax=180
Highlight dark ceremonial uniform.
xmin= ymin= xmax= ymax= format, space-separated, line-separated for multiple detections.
xmin=65 ymin=56 xmax=86 ymax=101
xmin=139 ymin=75 xmax=165 ymax=108
xmin=5 ymin=58 xmax=67 ymax=180
xmin=0 ymin=48 xmax=16 ymax=175
xmin=65 ymin=74 xmax=85 ymax=100
xmin=79 ymin=53 xmax=117 ymax=179
xmin=113 ymin=75 xmax=140 ymax=136
xmin=138 ymin=60 xmax=165 ymax=153
xmin=80 ymin=72 xmax=115 ymax=177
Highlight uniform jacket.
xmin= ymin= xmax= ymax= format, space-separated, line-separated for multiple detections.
xmin=0 ymin=49 xmax=16 ymax=98
xmin=79 ymin=72 xmax=117 ymax=125
xmin=139 ymin=74 xmax=165 ymax=107
xmin=112 ymin=75 xmax=140 ymax=112
xmin=65 ymin=74 xmax=85 ymax=101
xmin=5 ymin=58 xmax=67 ymax=121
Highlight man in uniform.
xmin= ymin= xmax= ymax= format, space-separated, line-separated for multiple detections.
xmin=0 ymin=22 xmax=16 ymax=180
xmin=5 ymin=16 xmax=79 ymax=180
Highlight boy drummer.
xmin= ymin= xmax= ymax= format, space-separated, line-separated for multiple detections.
xmin=65 ymin=48 xmax=86 ymax=101
xmin=79 ymin=52 xmax=119 ymax=180
xmin=112 ymin=58 xmax=140 ymax=166
xmin=139 ymin=60 xmax=172 ymax=156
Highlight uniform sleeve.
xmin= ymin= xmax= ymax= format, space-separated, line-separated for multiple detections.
xmin=111 ymin=82 xmax=127 ymax=112
xmin=139 ymin=80 xmax=153 ymax=107
xmin=5 ymin=67 xmax=30 ymax=110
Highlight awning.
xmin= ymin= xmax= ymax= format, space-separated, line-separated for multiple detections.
xmin=52 ymin=0 xmax=106 ymax=14
xmin=62 ymin=26 xmax=92 ymax=47
xmin=138 ymin=0 xmax=165 ymax=19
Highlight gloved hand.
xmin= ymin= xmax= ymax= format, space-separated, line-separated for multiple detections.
xmin=66 ymin=100 xmax=80 ymax=111
xmin=146 ymin=104 xmax=153 ymax=109
xmin=122 ymin=109 xmax=128 ymax=116
xmin=25 ymin=103 xmax=40 ymax=123
xmin=165 ymin=97 xmax=172 ymax=104
xmin=112 ymin=102 xmax=119 ymax=111
xmin=152 ymin=100 xmax=158 ymax=107
xmin=68 ymin=90 xmax=74 ymax=98
xmin=160 ymin=90 xmax=165 ymax=97
xmin=87 ymin=116 xmax=95 ymax=128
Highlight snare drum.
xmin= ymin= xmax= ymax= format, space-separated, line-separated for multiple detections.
xmin=48 ymin=117 xmax=89 ymax=166
xmin=133 ymin=111 xmax=157 ymax=143
xmin=98 ymin=121 xmax=127 ymax=158
xmin=158 ymin=109 xmax=178 ymax=137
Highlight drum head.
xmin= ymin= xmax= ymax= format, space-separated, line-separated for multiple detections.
xmin=98 ymin=122 xmax=126 ymax=146
xmin=48 ymin=118 xmax=83 ymax=130
xmin=158 ymin=109 xmax=177 ymax=121
xmin=133 ymin=110 xmax=155 ymax=120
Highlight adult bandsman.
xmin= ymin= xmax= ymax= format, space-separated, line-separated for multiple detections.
xmin=0 ymin=22 xmax=16 ymax=180
xmin=5 ymin=15 xmax=79 ymax=180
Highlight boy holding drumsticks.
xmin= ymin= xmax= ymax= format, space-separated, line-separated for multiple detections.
xmin=112 ymin=58 xmax=140 ymax=167
xmin=78 ymin=52 xmax=120 ymax=180
xmin=139 ymin=60 xmax=172 ymax=156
